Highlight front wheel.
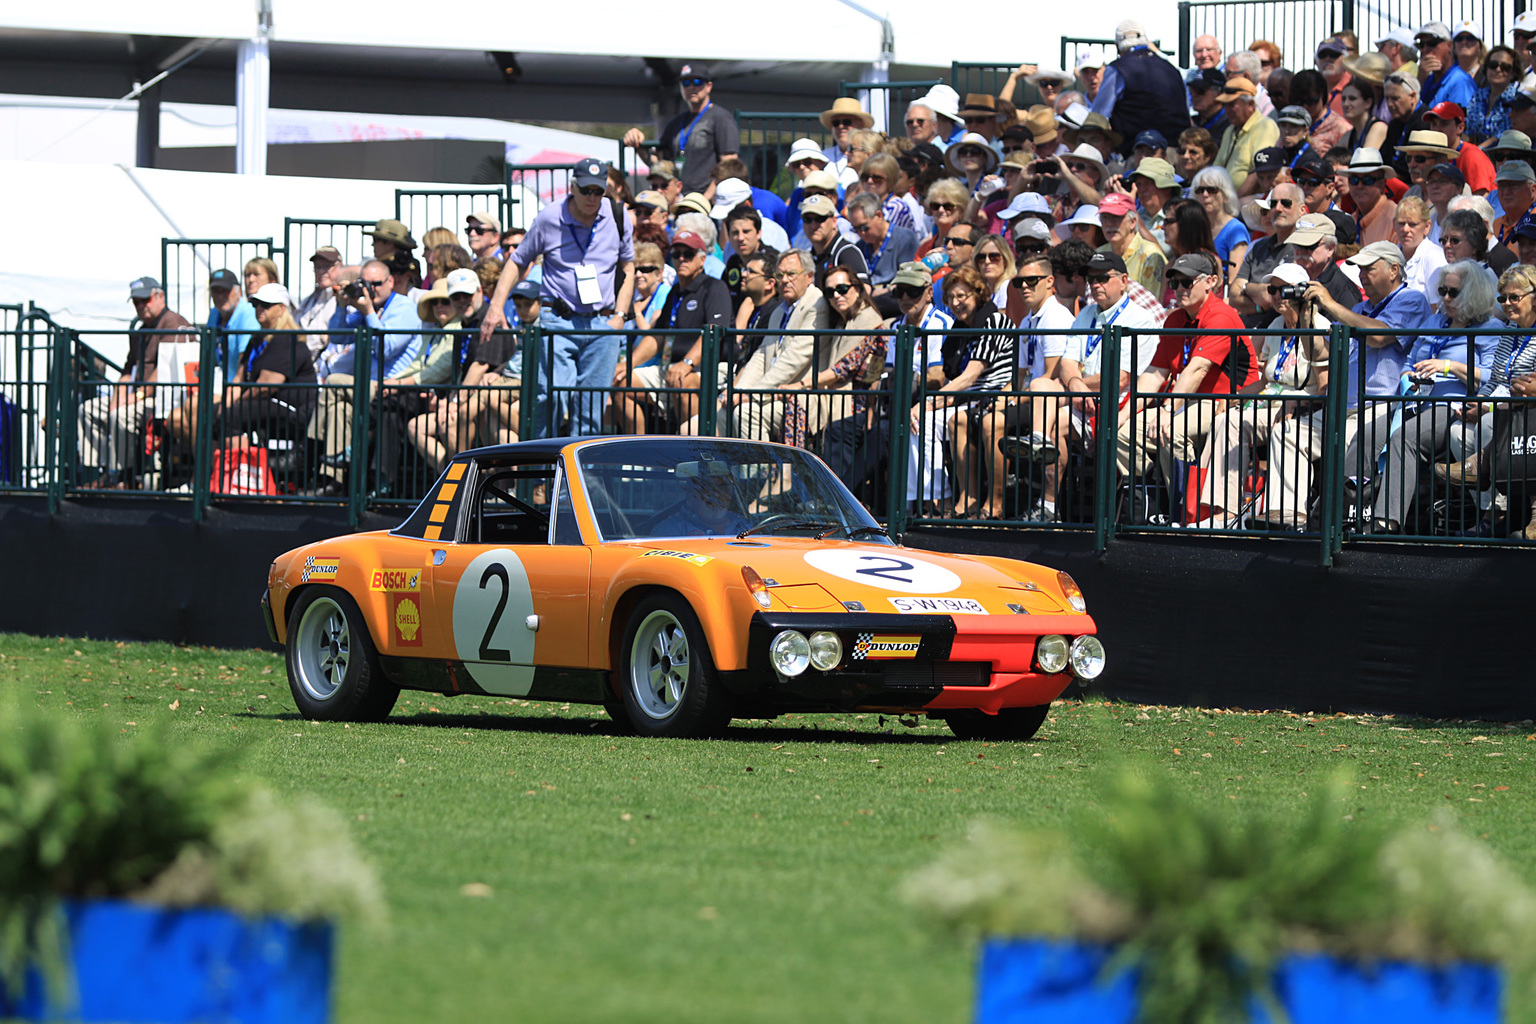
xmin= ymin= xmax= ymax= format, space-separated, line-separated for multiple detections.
xmin=618 ymin=594 xmax=734 ymax=738
xmin=285 ymin=587 xmax=399 ymax=721
xmin=942 ymin=704 xmax=1051 ymax=741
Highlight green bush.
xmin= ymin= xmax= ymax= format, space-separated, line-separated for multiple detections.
xmin=906 ymin=768 xmax=1536 ymax=1024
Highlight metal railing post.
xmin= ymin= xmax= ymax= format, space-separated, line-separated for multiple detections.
xmin=347 ymin=326 xmax=371 ymax=527
xmin=191 ymin=325 xmax=217 ymax=521
xmin=1093 ymin=324 xmax=1121 ymax=553
xmin=1320 ymin=322 xmax=1351 ymax=565
xmin=698 ymin=325 xmax=722 ymax=437
xmin=47 ymin=325 xmax=70 ymax=512
xmin=885 ymin=323 xmax=915 ymax=536
xmin=518 ymin=323 xmax=540 ymax=443
xmin=1178 ymin=2 xmax=1192 ymax=67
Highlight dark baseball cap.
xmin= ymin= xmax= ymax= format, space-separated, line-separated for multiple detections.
xmin=572 ymin=159 xmax=610 ymax=190
xmin=1429 ymin=161 xmax=1467 ymax=186
xmin=511 ymin=280 xmax=541 ymax=301
xmin=209 ymin=269 xmax=239 ymax=290
xmin=1252 ymin=147 xmax=1287 ymax=173
xmin=1186 ymin=67 xmax=1227 ymax=91
xmin=1292 ymin=152 xmax=1335 ymax=182
xmin=128 ymin=276 xmax=161 ymax=299
xmin=1166 ymin=252 xmax=1220 ymax=278
xmin=1513 ymin=213 xmax=1536 ymax=242
xmin=1084 ymin=251 xmax=1128 ymax=275
xmin=678 ymin=62 xmax=712 ymax=82
xmin=1323 ymin=209 xmax=1358 ymax=246
xmin=909 ymin=142 xmax=945 ymax=167
xmin=1133 ymin=129 xmax=1168 ymax=151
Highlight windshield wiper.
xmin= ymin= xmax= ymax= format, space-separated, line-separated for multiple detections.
xmin=737 ymin=518 xmax=841 ymax=539
xmin=815 ymin=524 xmax=889 ymax=540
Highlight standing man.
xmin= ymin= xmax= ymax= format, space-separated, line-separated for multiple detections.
xmin=623 ymin=64 xmax=739 ymax=197
xmin=294 ymin=247 xmax=340 ymax=355
xmin=79 ymin=277 xmax=192 ymax=486
xmin=1416 ymin=22 xmax=1478 ymax=110
xmin=1091 ymin=20 xmax=1191 ymax=158
xmin=465 ymin=212 xmax=503 ymax=263
xmin=1214 ymin=78 xmax=1281 ymax=188
xmin=482 ymin=160 xmax=636 ymax=437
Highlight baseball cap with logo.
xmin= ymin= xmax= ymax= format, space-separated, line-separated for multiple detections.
xmin=1084 ymin=251 xmax=1128 ymax=275
xmin=445 ymin=268 xmax=480 ymax=295
xmin=1346 ymin=241 xmax=1407 ymax=267
xmin=799 ymin=194 xmax=839 ymax=220
xmin=1498 ymin=161 xmax=1536 ymax=184
xmin=1515 ymin=11 xmax=1536 ymax=34
xmin=678 ymin=63 xmax=712 ymax=82
xmin=1287 ymin=215 xmax=1337 ymax=246
xmin=890 ymin=261 xmax=933 ymax=288
xmin=572 ymin=160 xmax=609 ymax=189
xmin=1166 ymin=252 xmax=1220 ymax=278
xmin=633 ymin=189 xmax=671 ymax=210
xmin=670 ymin=230 xmax=707 ymax=254
xmin=801 ymin=169 xmax=839 ymax=193
xmin=1098 ymin=193 xmax=1136 ymax=217
xmin=511 ymin=280 xmax=541 ymax=302
xmin=128 ymin=276 xmax=161 ymax=299
xmin=310 ymin=246 xmax=341 ymax=263
xmin=209 ymin=269 xmax=239 ymax=290
xmin=999 ymin=191 xmax=1052 ymax=222
xmin=1415 ymin=21 xmax=1452 ymax=43
xmin=1012 ymin=218 xmax=1053 ymax=242
xmin=1252 ymin=147 xmax=1287 ymax=174
xmin=1292 ymin=152 xmax=1335 ymax=183
xmin=1277 ymin=105 xmax=1314 ymax=127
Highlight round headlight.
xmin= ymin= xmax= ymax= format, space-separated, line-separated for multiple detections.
xmin=1036 ymin=634 xmax=1070 ymax=675
xmin=770 ymin=630 xmax=811 ymax=677
xmin=808 ymin=631 xmax=843 ymax=671
xmin=1069 ymin=635 xmax=1105 ymax=681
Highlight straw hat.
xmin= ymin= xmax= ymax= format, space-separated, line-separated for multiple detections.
xmin=416 ymin=278 xmax=453 ymax=321
xmin=1395 ymin=129 xmax=1459 ymax=159
xmin=1342 ymin=51 xmax=1391 ymax=86
xmin=819 ymin=97 xmax=874 ymax=131
xmin=943 ymin=132 xmax=1002 ymax=174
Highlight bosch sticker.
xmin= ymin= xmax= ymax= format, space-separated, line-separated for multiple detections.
xmin=851 ymin=634 xmax=922 ymax=659
xmin=642 ymin=550 xmax=713 ymax=566
xmin=889 ymin=596 xmax=987 ymax=614
xmin=301 ymin=556 xmax=340 ymax=581
xmin=370 ymin=568 xmax=422 ymax=592
xmin=392 ymin=594 xmax=423 ymax=647
xmin=802 ymin=550 xmax=961 ymax=593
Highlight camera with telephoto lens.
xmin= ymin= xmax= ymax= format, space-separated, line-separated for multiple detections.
xmin=342 ymin=280 xmax=366 ymax=300
xmin=1274 ymin=284 xmax=1309 ymax=303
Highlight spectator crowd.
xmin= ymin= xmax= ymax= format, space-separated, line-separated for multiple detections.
xmin=90 ymin=20 xmax=1536 ymax=538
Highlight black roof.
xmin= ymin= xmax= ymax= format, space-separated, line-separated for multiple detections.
xmin=453 ymin=438 xmax=575 ymax=461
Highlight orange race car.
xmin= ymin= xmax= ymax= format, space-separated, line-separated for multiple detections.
xmin=262 ymin=436 xmax=1103 ymax=740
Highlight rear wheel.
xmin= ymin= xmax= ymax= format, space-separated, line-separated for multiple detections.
xmin=286 ymin=587 xmax=399 ymax=722
xmin=943 ymin=704 xmax=1051 ymax=741
xmin=619 ymin=594 xmax=734 ymax=738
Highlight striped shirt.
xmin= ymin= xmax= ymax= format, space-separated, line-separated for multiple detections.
xmin=1478 ymin=330 xmax=1536 ymax=398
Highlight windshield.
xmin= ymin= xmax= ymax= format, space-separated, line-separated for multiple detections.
xmin=577 ymin=438 xmax=888 ymax=543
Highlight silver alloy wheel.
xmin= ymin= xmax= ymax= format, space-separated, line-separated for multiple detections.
xmin=629 ymin=609 xmax=690 ymax=720
xmin=293 ymin=596 xmax=350 ymax=702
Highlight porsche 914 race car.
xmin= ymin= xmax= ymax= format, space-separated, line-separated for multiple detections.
xmin=261 ymin=436 xmax=1103 ymax=740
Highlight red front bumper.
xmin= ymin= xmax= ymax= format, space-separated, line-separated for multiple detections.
xmin=924 ymin=613 xmax=1098 ymax=714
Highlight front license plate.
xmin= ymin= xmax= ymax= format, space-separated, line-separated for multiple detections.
xmin=888 ymin=597 xmax=987 ymax=614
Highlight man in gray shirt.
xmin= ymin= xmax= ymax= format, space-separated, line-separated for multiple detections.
xmin=481 ymin=160 xmax=636 ymax=437
xmin=623 ymin=63 xmax=740 ymax=194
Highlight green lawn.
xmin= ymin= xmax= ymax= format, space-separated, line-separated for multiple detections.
xmin=4 ymin=632 xmax=1535 ymax=1023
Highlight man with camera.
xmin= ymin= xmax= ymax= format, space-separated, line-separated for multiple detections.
xmin=1230 ymin=182 xmax=1307 ymax=319
xmin=1261 ymin=240 xmax=1433 ymax=529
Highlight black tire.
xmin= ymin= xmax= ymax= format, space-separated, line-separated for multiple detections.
xmin=618 ymin=593 xmax=734 ymax=738
xmin=943 ymin=704 xmax=1051 ymax=741
xmin=285 ymin=586 xmax=400 ymax=722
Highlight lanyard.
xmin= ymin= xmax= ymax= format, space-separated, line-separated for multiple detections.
xmin=862 ymin=228 xmax=893 ymax=271
xmin=1084 ymin=295 xmax=1130 ymax=360
xmin=1272 ymin=335 xmax=1299 ymax=382
xmin=677 ymin=101 xmax=711 ymax=156
xmin=1363 ymin=284 xmax=1405 ymax=321
xmin=244 ymin=336 xmax=270 ymax=377
xmin=1504 ymin=334 xmax=1535 ymax=380
xmin=1425 ymin=322 xmax=1459 ymax=360
xmin=565 ymin=214 xmax=597 ymax=260
xmin=1500 ymin=202 xmax=1536 ymax=247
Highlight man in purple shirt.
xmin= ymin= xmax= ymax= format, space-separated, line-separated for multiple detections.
xmin=482 ymin=160 xmax=636 ymax=437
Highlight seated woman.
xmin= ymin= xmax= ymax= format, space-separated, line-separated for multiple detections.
xmin=169 ymin=283 xmax=317 ymax=451
xmin=398 ymin=276 xmax=469 ymax=474
xmin=1193 ymin=263 xmax=1329 ymax=528
xmin=909 ymin=265 xmax=1014 ymax=514
xmin=1348 ymin=259 xmax=1501 ymax=534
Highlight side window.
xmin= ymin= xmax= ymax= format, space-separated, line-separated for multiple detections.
xmin=553 ymin=472 xmax=582 ymax=545
xmin=475 ymin=469 xmax=552 ymax=545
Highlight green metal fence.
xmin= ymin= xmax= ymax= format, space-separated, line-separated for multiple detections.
xmin=950 ymin=63 xmax=1046 ymax=109
xmin=281 ymin=220 xmax=374 ymax=290
xmin=840 ymin=79 xmax=943 ymax=136
xmin=161 ymin=238 xmax=281 ymax=328
xmin=503 ymin=164 xmax=574 ymax=229
xmin=394 ymin=189 xmax=508 ymax=243
xmin=736 ymin=113 xmax=831 ymax=198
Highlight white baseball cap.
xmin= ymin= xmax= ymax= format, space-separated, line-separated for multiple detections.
xmin=250 ymin=283 xmax=291 ymax=306
xmin=1375 ymin=26 xmax=1417 ymax=48
xmin=1515 ymin=11 xmax=1536 ymax=33
xmin=1453 ymin=19 xmax=1483 ymax=40
xmin=1075 ymin=51 xmax=1106 ymax=71
xmin=1263 ymin=263 xmax=1310 ymax=286
xmin=445 ymin=268 xmax=479 ymax=296
xmin=709 ymin=178 xmax=753 ymax=219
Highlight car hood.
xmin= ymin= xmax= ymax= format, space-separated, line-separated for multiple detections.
xmin=621 ymin=537 xmax=1071 ymax=615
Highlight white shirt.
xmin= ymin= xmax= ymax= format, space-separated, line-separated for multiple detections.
xmin=822 ymin=143 xmax=848 ymax=178
xmin=1019 ymin=295 xmax=1077 ymax=380
xmin=1063 ymin=294 xmax=1161 ymax=379
xmin=888 ymin=303 xmax=954 ymax=368
xmin=1403 ymin=240 xmax=1448 ymax=306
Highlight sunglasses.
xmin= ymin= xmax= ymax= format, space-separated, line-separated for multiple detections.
xmin=1500 ymin=291 xmax=1534 ymax=303
xmin=944 ymin=235 xmax=976 ymax=247
xmin=636 ymin=265 xmax=661 ymax=274
xmin=1438 ymin=285 xmax=1462 ymax=298
xmin=680 ymin=77 xmax=709 ymax=87
xmin=828 ymin=282 xmax=857 ymax=296
xmin=801 ymin=213 xmax=830 ymax=224
xmin=929 ymin=202 xmax=959 ymax=213
xmin=466 ymin=225 xmax=497 ymax=235
xmin=670 ymin=248 xmax=700 ymax=261
xmin=974 ymin=251 xmax=1005 ymax=263
xmin=249 ymin=299 xmax=276 ymax=311
xmin=1349 ymin=176 xmax=1383 ymax=186
xmin=578 ymin=185 xmax=606 ymax=196
xmin=512 ymin=296 xmax=538 ymax=306
xmin=894 ymin=284 xmax=926 ymax=298
xmin=830 ymin=118 xmax=859 ymax=128
xmin=1488 ymin=61 xmax=1519 ymax=73
xmin=861 ymin=173 xmax=887 ymax=183
xmin=962 ymin=115 xmax=994 ymax=123
xmin=905 ymin=117 xmax=931 ymax=126
xmin=1442 ymin=235 xmax=1466 ymax=246
xmin=1086 ymin=272 xmax=1114 ymax=284
xmin=362 ymin=279 xmax=386 ymax=290
xmin=956 ymin=148 xmax=986 ymax=159
xmin=1014 ymin=242 xmax=1048 ymax=256
xmin=1011 ymin=274 xmax=1050 ymax=289
xmin=1266 ymin=285 xmax=1298 ymax=295
xmin=431 ymin=298 xmax=452 ymax=306
xmin=1406 ymin=154 xmax=1437 ymax=164
xmin=1271 ymin=197 xmax=1296 ymax=208
xmin=1064 ymin=161 xmax=1092 ymax=174
xmin=1167 ymin=277 xmax=1198 ymax=291
xmin=852 ymin=220 xmax=880 ymax=233
xmin=1194 ymin=185 xmax=1223 ymax=195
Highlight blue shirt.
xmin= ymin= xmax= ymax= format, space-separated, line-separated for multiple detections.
xmin=1407 ymin=314 xmax=1502 ymax=398
xmin=326 ymin=290 xmax=423 ymax=380
xmin=1421 ymin=63 xmax=1477 ymax=112
xmin=1347 ymin=285 xmax=1434 ymax=405
xmin=1213 ymin=218 xmax=1252 ymax=272
xmin=207 ymin=300 xmax=259 ymax=380
xmin=513 ymin=195 xmax=634 ymax=312
xmin=751 ymin=186 xmax=796 ymax=240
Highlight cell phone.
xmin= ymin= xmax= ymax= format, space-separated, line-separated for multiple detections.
xmin=1029 ymin=160 xmax=1058 ymax=175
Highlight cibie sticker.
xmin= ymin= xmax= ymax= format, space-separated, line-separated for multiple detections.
xmin=370 ymin=568 xmax=422 ymax=592
xmin=451 ymin=549 xmax=536 ymax=696
xmin=802 ymin=550 xmax=961 ymax=593
xmin=301 ymin=556 xmax=339 ymax=582
xmin=642 ymin=550 xmax=713 ymax=566
xmin=890 ymin=596 xmax=987 ymax=614
xmin=851 ymin=634 xmax=922 ymax=659
xmin=393 ymin=595 xmax=423 ymax=647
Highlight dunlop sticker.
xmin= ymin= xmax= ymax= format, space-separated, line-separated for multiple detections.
xmin=392 ymin=595 xmax=423 ymax=647
xmin=851 ymin=633 xmax=922 ymax=659
xmin=370 ymin=568 xmax=422 ymax=592
xmin=642 ymin=550 xmax=713 ymax=566
xmin=301 ymin=556 xmax=340 ymax=582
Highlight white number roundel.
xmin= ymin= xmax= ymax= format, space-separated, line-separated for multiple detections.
xmin=452 ymin=548 xmax=537 ymax=696
xmin=802 ymin=550 xmax=961 ymax=593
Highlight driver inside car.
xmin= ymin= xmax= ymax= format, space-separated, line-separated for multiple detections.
xmin=649 ymin=459 xmax=752 ymax=537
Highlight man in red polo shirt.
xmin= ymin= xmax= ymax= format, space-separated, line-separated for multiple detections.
xmin=1422 ymin=101 xmax=1497 ymax=194
xmin=1116 ymin=251 xmax=1259 ymax=483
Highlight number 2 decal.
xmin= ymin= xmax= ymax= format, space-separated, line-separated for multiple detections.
xmin=854 ymin=555 xmax=916 ymax=583
xmin=477 ymin=563 xmax=511 ymax=662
